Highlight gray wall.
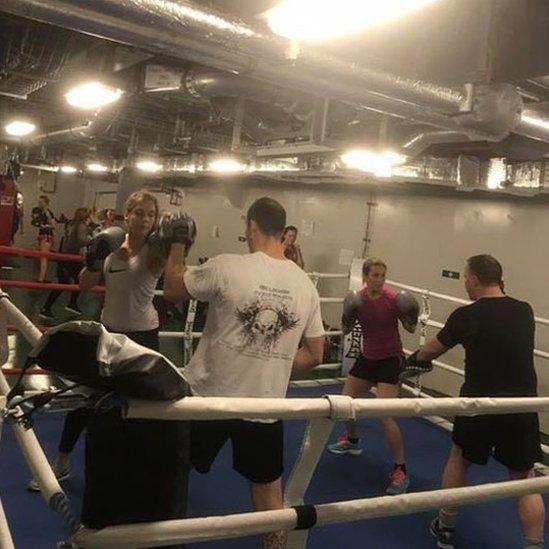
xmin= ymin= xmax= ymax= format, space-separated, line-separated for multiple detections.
xmin=13 ymin=171 xmax=549 ymax=430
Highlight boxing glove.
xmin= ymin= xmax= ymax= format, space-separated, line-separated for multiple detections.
xmin=342 ymin=290 xmax=362 ymax=334
xmin=85 ymin=226 xmax=125 ymax=271
xmin=158 ymin=212 xmax=197 ymax=254
xmin=395 ymin=291 xmax=420 ymax=325
xmin=399 ymin=350 xmax=433 ymax=382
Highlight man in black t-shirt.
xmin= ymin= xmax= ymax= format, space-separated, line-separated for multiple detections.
xmin=413 ymin=255 xmax=544 ymax=549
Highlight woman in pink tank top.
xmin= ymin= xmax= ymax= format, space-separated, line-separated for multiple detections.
xmin=327 ymin=258 xmax=417 ymax=496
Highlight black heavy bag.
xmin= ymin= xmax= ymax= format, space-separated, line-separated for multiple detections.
xmin=28 ymin=321 xmax=187 ymax=400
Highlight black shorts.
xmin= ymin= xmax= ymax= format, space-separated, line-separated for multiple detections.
xmin=349 ymin=355 xmax=404 ymax=385
xmin=453 ymin=413 xmax=543 ymax=471
xmin=191 ymin=419 xmax=283 ymax=484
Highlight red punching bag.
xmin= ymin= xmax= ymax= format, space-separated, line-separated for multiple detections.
xmin=0 ymin=176 xmax=16 ymax=266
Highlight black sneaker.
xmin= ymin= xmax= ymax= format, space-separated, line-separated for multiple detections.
xmin=65 ymin=305 xmax=82 ymax=315
xmin=430 ymin=518 xmax=455 ymax=549
xmin=39 ymin=309 xmax=54 ymax=320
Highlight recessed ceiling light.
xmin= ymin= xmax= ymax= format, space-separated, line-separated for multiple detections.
xmin=60 ymin=165 xmax=78 ymax=174
xmin=208 ymin=158 xmax=246 ymax=173
xmin=87 ymin=162 xmax=108 ymax=173
xmin=267 ymin=0 xmax=440 ymax=41
xmin=5 ymin=120 xmax=36 ymax=137
xmin=65 ymin=81 xmax=123 ymax=110
xmin=136 ymin=159 xmax=163 ymax=173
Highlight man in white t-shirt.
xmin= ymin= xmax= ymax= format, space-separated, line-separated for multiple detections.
xmin=164 ymin=196 xmax=324 ymax=549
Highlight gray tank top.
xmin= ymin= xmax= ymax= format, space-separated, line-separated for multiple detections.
xmin=101 ymin=244 xmax=160 ymax=332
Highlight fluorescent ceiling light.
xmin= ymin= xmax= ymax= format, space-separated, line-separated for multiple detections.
xmin=208 ymin=158 xmax=246 ymax=173
xmin=136 ymin=159 xmax=163 ymax=173
xmin=65 ymin=81 xmax=123 ymax=110
xmin=5 ymin=120 xmax=36 ymax=137
xmin=87 ymin=162 xmax=108 ymax=173
xmin=521 ymin=113 xmax=549 ymax=131
xmin=267 ymin=0 xmax=439 ymax=41
xmin=341 ymin=149 xmax=406 ymax=177
xmin=60 ymin=165 xmax=77 ymax=174
xmin=486 ymin=158 xmax=506 ymax=190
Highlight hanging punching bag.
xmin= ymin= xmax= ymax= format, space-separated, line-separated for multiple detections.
xmin=0 ymin=176 xmax=16 ymax=267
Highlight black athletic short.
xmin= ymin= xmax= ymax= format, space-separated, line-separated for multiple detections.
xmin=453 ymin=413 xmax=543 ymax=471
xmin=191 ymin=419 xmax=283 ymax=484
xmin=349 ymin=354 xmax=404 ymax=385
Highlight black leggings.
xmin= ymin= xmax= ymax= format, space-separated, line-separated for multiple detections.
xmin=43 ymin=261 xmax=82 ymax=311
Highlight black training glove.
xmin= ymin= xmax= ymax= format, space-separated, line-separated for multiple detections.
xmin=85 ymin=226 xmax=125 ymax=271
xmin=399 ymin=350 xmax=433 ymax=382
xmin=158 ymin=212 xmax=197 ymax=253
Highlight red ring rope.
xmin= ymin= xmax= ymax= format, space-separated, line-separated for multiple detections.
xmin=0 ymin=280 xmax=105 ymax=293
xmin=0 ymin=245 xmax=84 ymax=263
xmin=1 ymin=367 xmax=49 ymax=375
xmin=8 ymin=324 xmax=47 ymax=332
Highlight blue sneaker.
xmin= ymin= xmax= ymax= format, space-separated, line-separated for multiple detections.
xmin=385 ymin=466 xmax=410 ymax=495
xmin=429 ymin=518 xmax=455 ymax=549
xmin=327 ymin=436 xmax=363 ymax=456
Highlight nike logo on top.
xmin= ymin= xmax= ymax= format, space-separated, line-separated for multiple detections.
xmin=108 ymin=268 xmax=127 ymax=273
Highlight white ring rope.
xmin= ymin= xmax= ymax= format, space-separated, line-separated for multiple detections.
xmin=70 ymin=476 xmax=549 ymax=548
xmin=2 ymin=283 xmax=549 ymax=548
xmin=125 ymin=395 xmax=549 ymax=422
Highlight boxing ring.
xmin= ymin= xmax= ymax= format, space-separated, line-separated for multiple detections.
xmin=1 ymin=248 xmax=549 ymax=547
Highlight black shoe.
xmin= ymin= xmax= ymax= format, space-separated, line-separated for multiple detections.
xmin=39 ymin=309 xmax=54 ymax=320
xmin=430 ymin=518 xmax=455 ymax=549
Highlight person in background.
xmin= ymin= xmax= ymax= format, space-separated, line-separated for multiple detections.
xmin=11 ymin=184 xmax=24 ymax=243
xmin=39 ymin=207 xmax=92 ymax=319
xmin=282 ymin=225 xmax=305 ymax=269
xmin=31 ymin=195 xmax=57 ymax=282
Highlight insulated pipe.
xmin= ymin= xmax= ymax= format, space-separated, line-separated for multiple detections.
xmin=401 ymin=130 xmax=471 ymax=157
xmin=3 ymin=1 xmax=549 ymax=142
xmin=0 ymin=0 xmax=499 ymax=141
xmin=184 ymin=67 xmax=309 ymax=106
xmin=0 ymin=101 xmax=118 ymax=147
xmin=0 ymin=0 xmax=465 ymax=113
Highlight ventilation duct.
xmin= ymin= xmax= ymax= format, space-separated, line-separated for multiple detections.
xmin=1 ymin=105 xmax=118 ymax=147
xmin=402 ymin=131 xmax=471 ymax=157
xmin=3 ymin=0 xmax=549 ymax=144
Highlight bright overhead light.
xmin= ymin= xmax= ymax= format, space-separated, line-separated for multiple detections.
xmin=60 ymin=165 xmax=78 ymax=174
xmin=521 ymin=113 xmax=549 ymax=131
xmin=341 ymin=149 xmax=406 ymax=177
xmin=208 ymin=158 xmax=246 ymax=173
xmin=267 ymin=0 xmax=439 ymax=41
xmin=136 ymin=159 xmax=163 ymax=173
xmin=486 ymin=158 xmax=506 ymax=190
xmin=87 ymin=162 xmax=108 ymax=173
xmin=5 ymin=120 xmax=36 ymax=137
xmin=65 ymin=81 xmax=123 ymax=110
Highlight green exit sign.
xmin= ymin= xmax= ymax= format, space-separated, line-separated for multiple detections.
xmin=442 ymin=270 xmax=460 ymax=280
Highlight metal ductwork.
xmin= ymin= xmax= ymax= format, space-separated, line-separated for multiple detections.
xmin=0 ymin=19 xmax=74 ymax=99
xmin=3 ymin=0 xmax=549 ymax=144
xmin=401 ymin=131 xmax=471 ymax=158
xmin=2 ymin=105 xmax=117 ymax=147
xmin=184 ymin=67 xmax=310 ymax=108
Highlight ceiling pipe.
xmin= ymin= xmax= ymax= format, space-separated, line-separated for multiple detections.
xmin=0 ymin=0 xmax=485 ymax=135
xmin=0 ymin=0 xmax=466 ymax=114
xmin=0 ymin=103 xmax=119 ymax=147
xmin=1 ymin=0 xmax=548 ymax=143
xmin=184 ymin=67 xmax=310 ymax=108
xmin=401 ymin=130 xmax=472 ymax=158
